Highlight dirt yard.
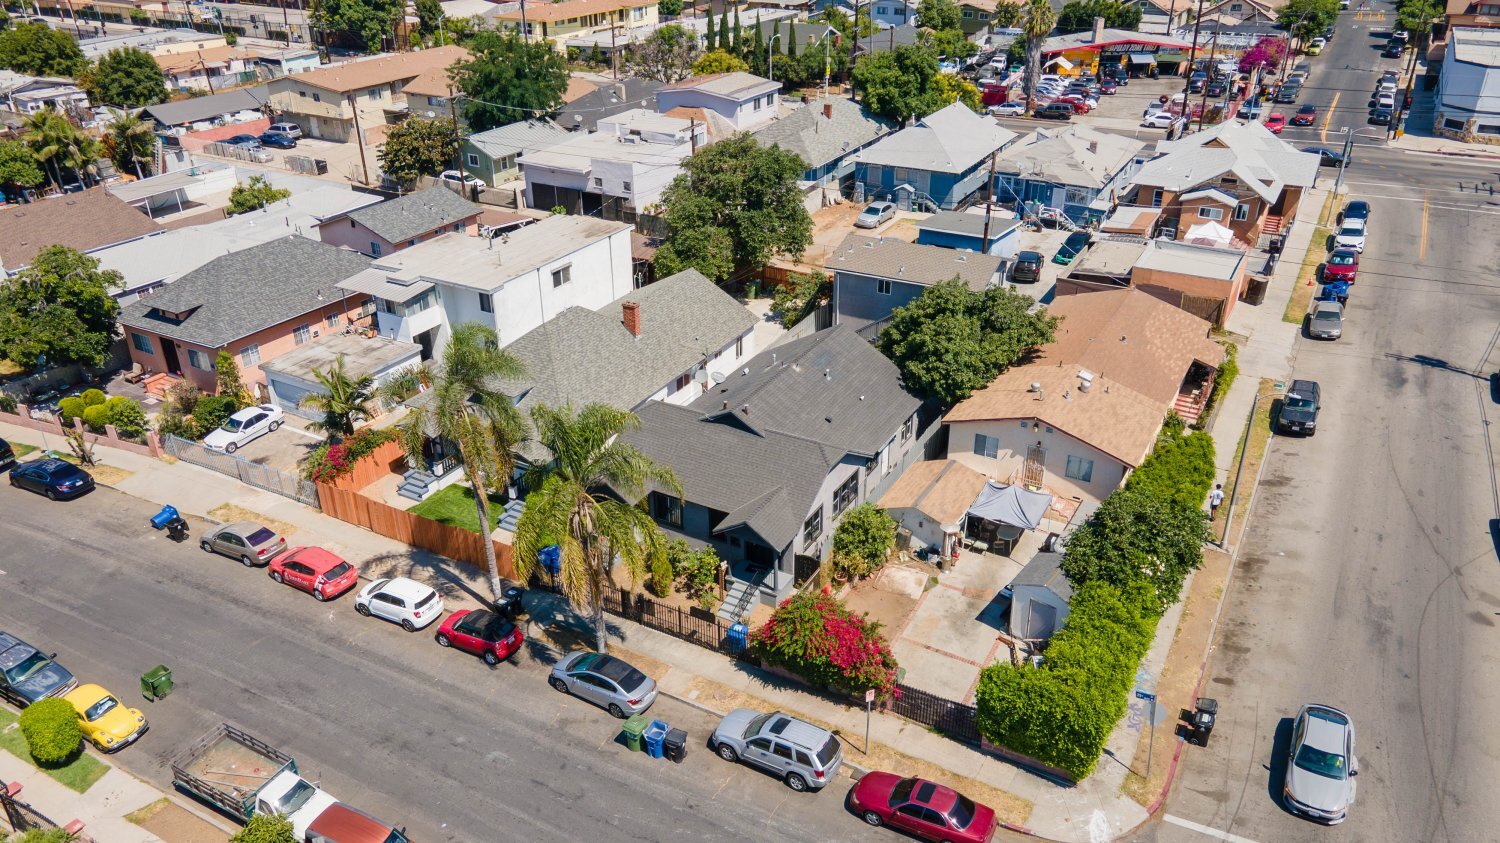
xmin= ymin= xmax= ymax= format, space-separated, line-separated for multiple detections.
xmin=128 ymin=798 xmax=229 ymax=843
xmin=842 ymin=562 xmax=928 ymax=636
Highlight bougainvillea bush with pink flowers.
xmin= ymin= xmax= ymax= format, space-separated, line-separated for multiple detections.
xmin=750 ymin=590 xmax=899 ymax=700
xmin=302 ymin=427 xmax=398 ymax=482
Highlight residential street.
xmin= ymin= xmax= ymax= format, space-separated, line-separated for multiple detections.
xmin=0 ymin=484 xmax=899 ymax=843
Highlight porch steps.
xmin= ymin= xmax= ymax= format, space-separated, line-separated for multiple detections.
xmin=1048 ymin=208 xmax=1081 ymax=232
xmin=142 ymin=373 xmax=181 ymax=398
xmin=496 ymin=498 xmax=525 ymax=532
xmin=397 ymin=468 xmax=438 ymax=501
xmin=1262 ymin=214 xmax=1285 ymax=235
xmin=1173 ymin=391 xmax=1205 ymax=426
xmin=717 ymin=579 xmax=757 ymax=624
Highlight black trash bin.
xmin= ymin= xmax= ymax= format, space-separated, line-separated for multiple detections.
xmin=663 ymin=728 xmax=688 ymax=763
xmin=1188 ymin=698 xmax=1217 ymax=746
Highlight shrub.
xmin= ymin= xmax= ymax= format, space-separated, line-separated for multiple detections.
xmin=230 ymin=813 xmax=297 ymax=843
xmin=81 ymin=403 xmax=110 ymax=432
xmin=106 ymin=395 xmax=148 ymax=439
xmin=155 ymin=403 xmax=199 ymax=439
xmin=831 ymin=503 xmax=897 ymax=578
xmin=165 ymin=381 xmax=202 ymax=416
xmin=17 ymin=698 xmax=82 ymax=765
xmin=191 ymin=394 xmax=238 ymax=437
xmin=302 ymin=427 xmax=398 ymax=482
xmin=664 ymin=539 xmax=721 ymax=605
xmin=57 ymin=396 xmax=86 ymax=422
xmin=1203 ymin=340 xmax=1238 ymax=424
xmin=1060 ymin=486 xmax=1209 ymax=615
xmin=0 ymin=394 xmax=16 ymax=414
xmin=1125 ymin=427 xmax=1216 ymax=511
xmin=751 ymin=591 xmax=899 ymax=700
xmin=81 ymin=388 xmax=105 ymax=407
xmin=974 ymin=580 xmax=1158 ymax=780
xmin=9 ymin=829 xmax=76 ymax=843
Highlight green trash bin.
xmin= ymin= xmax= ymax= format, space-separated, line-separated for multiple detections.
xmin=141 ymin=665 xmax=172 ymax=701
xmin=621 ymin=715 xmax=650 ymax=752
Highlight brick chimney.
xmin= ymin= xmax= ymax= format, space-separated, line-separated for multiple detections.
xmin=622 ymin=301 xmax=641 ymax=336
xmin=823 ymin=102 xmax=834 ymax=119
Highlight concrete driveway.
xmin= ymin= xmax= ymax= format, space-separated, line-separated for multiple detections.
xmin=227 ymin=412 xmax=325 ymax=473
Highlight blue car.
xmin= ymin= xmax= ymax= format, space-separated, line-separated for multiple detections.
xmin=224 ymin=134 xmax=261 ymax=148
xmin=258 ymin=131 xmax=297 ymax=149
xmin=8 ymin=458 xmax=94 ymax=500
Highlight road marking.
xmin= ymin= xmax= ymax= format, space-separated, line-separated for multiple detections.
xmin=1420 ymin=195 xmax=1430 ymax=260
xmin=1321 ymin=92 xmax=1339 ymax=142
xmin=1163 ymin=814 xmax=1262 ymax=843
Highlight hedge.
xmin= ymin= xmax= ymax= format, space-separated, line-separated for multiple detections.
xmin=831 ymin=502 xmax=897 ymax=579
xmin=1201 ymin=340 xmax=1238 ymax=425
xmin=1125 ymin=426 xmax=1216 ymax=510
xmin=17 ymin=698 xmax=82 ymax=765
xmin=302 ymin=427 xmax=399 ymax=482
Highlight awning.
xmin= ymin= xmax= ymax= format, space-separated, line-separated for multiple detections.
xmin=1129 ymin=53 xmax=1156 ymax=63
xmin=965 ymin=482 xmax=1053 ymax=531
xmin=1044 ymin=56 xmax=1074 ymax=70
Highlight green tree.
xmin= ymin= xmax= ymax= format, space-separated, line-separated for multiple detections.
xmin=1020 ymin=0 xmax=1057 ymax=114
xmin=377 ymin=117 xmax=458 ymax=186
xmin=312 ymin=0 xmax=403 ymax=51
xmin=23 ymin=108 xmax=98 ymax=191
xmin=877 ymin=281 xmax=1058 ymax=405
xmin=230 ymin=814 xmax=297 ymax=843
xmin=1395 ymin=0 xmax=1442 ymax=48
xmin=193 ymin=394 xmax=239 ymax=435
xmin=717 ymin=10 xmax=730 ymax=50
xmin=0 ymin=246 xmax=121 ymax=369
xmin=629 ymin=23 xmax=699 ymax=83
xmin=917 ymin=0 xmax=962 ymax=32
xmin=227 ymin=175 xmax=291 ymax=215
xmin=110 ymin=113 xmax=155 ymax=179
xmin=453 ymin=31 xmax=570 ymax=131
xmin=0 ymin=22 xmax=85 ymax=76
xmin=1276 ymin=0 xmax=1339 ymax=43
xmin=920 ymin=26 xmax=980 ymax=64
xmin=693 ymin=48 xmax=749 ymax=75
xmin=416 ymin=0 xmax=443 ymax=37
xmin=513 ymin=403 xmax=678 ymax=654
xmin=1124 ymin=426 xmax=1216 ymax=510
xmin=831 ymin=502 xmax=898 ymax=576
xmin=17 ymin=698 xmax=81 ymax=765
xmin=0 ymin=138 xmax=45 ymax=199
xmin=706 ymin=10 xmax=716 ymax=50
xmin=299 ymin=356 xmax=377 ymax=439
xmin=851 ymin=43 xmax=943 ymax=124
xmin=992 ymin=1 xmax=1022 ymax=27
xmin=658 ymin=0 xmax=683 ymax=17
xmin=653 ymin=133 xmax=811 ymax=282
xmin=934 ymin=72 xmax=982 ymax=111
xmin=88 ymin=48 xmax=168 ymax=107
xmin=394 ymin=323 xmax=528 ymax=602
xmin=1061 ymin=486 xmax=1209 ymax=614
xmin=732 ymin=4 xmax=743 ymax=53
xmin=1056 ymin=0 xmax=1140 ymax=33
xmin=105 ymin=395 xmax=149 ymax=439
xmin=214 ymin=350 xmax=252 ymax=406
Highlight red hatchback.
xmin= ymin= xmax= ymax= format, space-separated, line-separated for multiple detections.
xmin=1323 ymin=248 xmax=1358 ymax=283
xmin=850 ymin=772 xmax=997 ymax=842
xmin=435 ymin=609 xmax=523 ymax=665
xmin=1264 ymin=112 xmax=1286 ymax=134
xmin=269 ymin=547 xmax=358 ymax=601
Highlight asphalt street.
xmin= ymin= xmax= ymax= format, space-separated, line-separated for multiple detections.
xmin=0 ymin=485 xmax=917 ymax=842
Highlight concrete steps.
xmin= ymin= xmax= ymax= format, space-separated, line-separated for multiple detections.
xmin=496 ymin=498 xmax=525 ymax=532
xmin=717 ymin=578 xmax=757 ymax=624
xmin=397 ymin=468 xmax=437 ymax=501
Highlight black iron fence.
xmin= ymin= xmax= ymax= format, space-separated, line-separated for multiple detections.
xmin=601 ymin=587 xmax=749 ymax=659
xmin=888 ymin=683 xmax=983 ymax=745
xmin=0 ymin=784 xmax=59 ymax=834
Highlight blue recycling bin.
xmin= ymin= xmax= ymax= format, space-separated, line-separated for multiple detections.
xmin=538 ymin=544 xmax=561 ymax=576
xmin=150 ymin=505 xmax=180 ymax=530
xmin=643 ymin=720 xmax=668 ymax=759
xmin=727 ymin=622 xmax=748 ymax=652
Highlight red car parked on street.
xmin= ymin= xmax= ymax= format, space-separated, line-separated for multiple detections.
xmin=268 ymin=547 xmax=358 ymax=601
xmin=1323 ymin=248 xmax=1359 ymax=283
xmin=849 ymin=772 xmax=998 ymax=842
xmin=435 ymin=609 xmax=524 ymax=665
xmin=1264 ymin=112 xmax=1286 ymax=134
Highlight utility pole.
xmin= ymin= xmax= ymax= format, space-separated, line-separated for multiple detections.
xmin=980 ymin=149 xmax=998 ymax=254
xmin=1331 ymin=127 xmax=1352 ymax=198
xmin=349 ymin=93 xmax=371 ymax=186
xmin=448 ymin=85 xmax=463 ymax=179
xmin=851 ymin=0 xmax=860 ymax=66
xmin=279 ymin=0 xmax=292 ymax=46
xmin=519 ymin=0 xmax=529 ymax=43
xmin=610 ymin=20 xmax=618 ymax=80
xmin=1182 ymin=0 xmax=1206 ymax=102
xmin=1197 ymin=19 xmax=1219 ymax=131
xmin=1391 ymin=45 xmax=1419 ymax=140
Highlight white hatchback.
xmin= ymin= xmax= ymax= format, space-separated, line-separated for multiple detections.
xmin=201 ymin=404 xmax=284 ymax=454
xmin=355 ymin=577 xmax=445 ymax=631
xmin=1334 ymin=218 xmax=1367 ymax=252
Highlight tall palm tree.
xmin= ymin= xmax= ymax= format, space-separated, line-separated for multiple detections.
xmin=393 ymin=323 xmax=528 ymax=603
xmin=22 ymin=109 xmax=75 ymax=192
xmin=110 ymin=113 xmax=154 ymax=180
xmin=299 ymin=356 xmax=377 ymax=439
xmin=512 ymin=403 xmax=679 ymax=654
xmin=1019 ymin=0 xmax=1056 ymax=116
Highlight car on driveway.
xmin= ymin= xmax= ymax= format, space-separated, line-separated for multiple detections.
xmin=1052 ymin=231 xmax=1090 ymax=265
xmin=1340 ymin=200 xmax=1370 ymax=223
xmin=855 ymin=200 xmax=897 ymax=229
xmin=1011 ymin=250 xmax=1043 ymax=283
xmin=357 ymin=577 xmax=444 ymax=631
xmin=548 ymin=651 xmax=657 ymax=718
xmin=987 ymin=102 xmax=1025 ymax=116
xmin=0 ymin=632 xmax=77 ymax=706
xmin=269 ymin=546 xmax=358 ymax=601
xmin=1334 ymin=218 xmax=1367 ymax=252
xmin=439 ymin=170 xmax=485 ymax=193
xmin=268 ymin=122 xmax=302 ymax=138
xmin=1035 ymin=103 xmax=1073 ymax=120
xmin=1306 ymin=299 xmax=1344 ymax=340
xmin=850 ymin=772 xmax=997 ymax=841
xmin=1292 ymin=104 xmax=1318 ymax=125
xmin=1277 ymin=379 xmax=1322 ymax=435
xmin=1141 ymin=111 xmax=1176 ymax=129
xmin=63 ymin=684 xmax=147 ymax=752
xmin=9 ymin=458 xmax=94 ymax=500
xmin=710 ymin=708 xmax=843 ymax=792
xmin=1303 ymin=146 xmax=1350 ymax=168
xmin=1264 ymin=113 xmax=1286 ymax=134
xmin=202 ymin=403 xmax=284 ymax=454
xmin=224 ymin=134 xmax=261 ymax=149
xmin=435 ymin=607 xmax=521 ymax=663
xmin=1323 ymin=248 xmax=1358 ymax=283
xmin=257 ymin=131 xmax=297 ymax=149
xmin=1284 ymin=704 xmax=1357 ymax=823
xmin=201 ymin=521 xmax=287 ymax=566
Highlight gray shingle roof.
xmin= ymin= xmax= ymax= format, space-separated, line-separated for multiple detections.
xmin=849 ymin=102 xmax=1016 ymax=174
xmin=690 ymin=324 xmax=921 ymax=457
xmin=1011 ymin=550 xmax=1073 ymax=601
xmin=555 ymin=77 xmax=663 ymax=132
xmin=142 ymin=86 xmax=269 ymax=127
xmin=827 ymin=234 xmax=1003 ymax=291
xmin=752 ymin=96 xmax=895 ymax=171
xmin=916 ymin=211 xmax=1023 ymax=241
xmin=342 ymin=186 xmax=481 ymax=244
xmin=119 ymin=235 xmax=371 ymax=348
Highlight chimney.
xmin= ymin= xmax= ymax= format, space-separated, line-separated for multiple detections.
xmin=823 ymin=102 xmax=833 ymax=120
xmin=614 ymin=83 xmax=625 ymax=100
xmin=1092 ymin=16 xmax=1105 ymax=44
xmin=622 ymin=301 xmax=641 ymax=336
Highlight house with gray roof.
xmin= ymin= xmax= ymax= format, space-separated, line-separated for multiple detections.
xmin=555 ymin=77 xmax=663 ymax=132
xmin=914 ymin=210 xmax=1023 ymax=258
xmin=119 ymin=236 xmax=374 ymax=397
xmin=460 ymin=119 xmax=572 ymax=188
xmin=850 ymin=102 xmax=1017 ymax=211
xmin=752 ymin=96 xmax=895 ymax=198
xmin=317 ymin=186 xmax=483 ymax=258
xmin=826 ymin=233 xmax=1004 ymax=336
xmin=993 ymin=125 xmax=1147 ymax=226
xmin=625 ymin=325 xmax=924 ymax=616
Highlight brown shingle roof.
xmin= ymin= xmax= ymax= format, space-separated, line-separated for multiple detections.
xmin=154 ymin=46 xmax=263 ymax=75
xmin=1 ymin=189 xmax=163 ymax=272
xmin=497 ymin=0 xmax=656 ymax=22
xmin=285 ymin=45 xmax=468 ymax=94
xmin=878 ymin=459 xmax=989 ymax=527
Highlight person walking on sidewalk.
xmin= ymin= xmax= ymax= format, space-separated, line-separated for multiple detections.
xmin=1208 ymin=484 xmax=1225 ymax=519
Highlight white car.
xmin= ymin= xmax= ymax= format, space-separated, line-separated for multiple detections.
xmin=202 ymin=404 xmax=284 ymax=454
xmin=988 ymin=102 xmax=1025 ymax=117
xmin=439 ymin=170 xmax=485 ymax=192
xmin=355 ymin=577 xmax=445 ymax=632
xmin=1372 ymin=92 xmax=1395 ymax=110
xmin=1141 ymin=111 xmax=1177 ymax=129
xmin=855 ymin=200 xmax=897 ymax=229
xmin=1334 ymin=218 xmax=1367 ymax=252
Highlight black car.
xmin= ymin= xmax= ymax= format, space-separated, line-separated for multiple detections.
xmin=1207 ymin=80 xmax=1227 ymax=97
xmin=257 ymin=131 xmax=297 ymax=149
xmin=1274 ymin=83 xmax=1300 ymax=104
xmin=1302 ymin=146 xmax=1350 ymax=168
xmin=1383 ymin=42 xmax=1404 ymax=58
xmin=1035 ymin=103 xmax=1073 ymax=120
xmin=1189 ymin=71 xmax=1208 ymax=93
xmin=1340 ymin=200 xmax=1371 ymax=223
xmin=1278 ymin=379 xmax=1322 ymax=435
xmin=1011 ymin=250 xmax=1043 ymax=283
xmin=0 ymin=632 xmax=78 ymax=707
xmin=0 ymin=437 xmax=14 ymax=472
xmin=9 ymin=457 xmax=94 ymax=500
xmin=1369 ymin=107 xmax=1393 ymax=125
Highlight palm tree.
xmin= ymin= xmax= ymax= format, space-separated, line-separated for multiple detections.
xmin=22 ymin=109 xmax=76 ymax=192
xmin=393 ymin=323 xmax=528 ymax=603
xmin=299 ymin=356 xmax=378 ymax=439
xmin=512 ymin=403 xmax=680 ymax=654
xmin=110 ymin=113 xmax=154 ymax=180
xmin=1019 ymin=0 xmax=1056 ymax=116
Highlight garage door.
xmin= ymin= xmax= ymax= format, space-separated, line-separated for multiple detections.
xmin=267 ymin=376 xmax=318 ymax=420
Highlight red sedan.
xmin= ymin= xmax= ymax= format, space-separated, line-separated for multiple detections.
xmin=1292 ymin=103 xmax=1318 ymax=125
xmin=1323 ymin=248 xmax=1358 ymax=283
xmin=849 ymin=772 xmax=997 ymax=842
xmin=435 ymin=609 xmax=524 ymax=665
xmin=1264 ymin=112 xmax=1286 ymax=134
xmin=268 ymin=547 xmax=358 ymax=601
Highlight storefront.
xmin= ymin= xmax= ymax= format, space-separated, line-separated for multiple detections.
xmin=1040 ymin=28 xmax=1193 ymax=78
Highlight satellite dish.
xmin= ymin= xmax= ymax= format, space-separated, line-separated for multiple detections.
xmin=711 ymin=372 xmax=726 ymax=384
xmin=694 ymin=369 xmax=709 ymax=384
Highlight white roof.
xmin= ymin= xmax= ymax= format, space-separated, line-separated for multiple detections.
xmin=996 ymin=125 xmax=1144 ymax=189
xmin=1134 ymin=238 xmax=1246 ymax=280
xmin=1132 ymin=121 xmax=1318 ymax=202
xmin=1450 ymin=27 xmax=1500 ymax=66
xmin=521 ymin=129 xmax=691 ymax=172
xmin=851 ymin=103 xmax=1017 ymax=174
xmin=374 ymin=576 xmax=437 ymax=601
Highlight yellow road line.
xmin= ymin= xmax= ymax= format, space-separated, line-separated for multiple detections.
xmin=1419 ymin=195 xmax=1429 ymax=260
xmin=1321 ymin=92 xmax=1339 ymax=143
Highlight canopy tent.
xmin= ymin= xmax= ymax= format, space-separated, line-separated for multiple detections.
xmin=1185 ymin=219 xmax=1234 ymax=248
xmin=1044 ymin=56 xmax=1074 ymax=71
xmin=966 ymin=482 xmax=1053 ymax=530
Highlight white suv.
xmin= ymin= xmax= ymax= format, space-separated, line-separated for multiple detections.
xmin=355 ymin=577 xmax=445 ymax=631
xmin=267 ymin=122 xmax=302 ymax=138
xmin=1333 ymin=218 xmax=1367 ymax=253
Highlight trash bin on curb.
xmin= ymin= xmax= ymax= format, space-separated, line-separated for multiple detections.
xmin=621 ymin=715 xmax=650 ymax=752
xmin=643 ymin=720 xmax=669 ymax=758
xmin=1187 ymin=697 xmax=1217 ymax=746
xmin=664 ymin=728 xmax=688 ymax=763
xmin=141 ymin=665 xmax=173 ymax=701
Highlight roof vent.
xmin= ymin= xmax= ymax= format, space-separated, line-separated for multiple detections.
xmin=1029 ymin=382 xmax=1044 ymax=401
xmin=823 ymin=368 xmax=831 ymax=381
xmin=740 ymin=403 xmax=750 ymax=415
xmin=1078 ymin=369 xmax=1095 ymax=392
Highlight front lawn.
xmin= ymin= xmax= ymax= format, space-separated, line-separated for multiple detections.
xmin=408 ymin=484 xmax=506 ymax=534
xmin=11 ymin=442 xmax=38 ymax=458
xmin=0 ymin=708 xmax=110 ymax=793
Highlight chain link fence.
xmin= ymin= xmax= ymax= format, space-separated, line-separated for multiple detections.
xmin=164 ymin=434 xmax=319 ymax=506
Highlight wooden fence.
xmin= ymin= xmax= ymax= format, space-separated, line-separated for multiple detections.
xmin=321 ymin=440 xmax=408 ymax=493
xmin=317 ymin=483 xmax=517 ymax=580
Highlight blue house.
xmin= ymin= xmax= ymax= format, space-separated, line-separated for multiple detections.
xmin=752 ymin=96 xmax=895 ymax=197
xmin=992 ymin=125 xmax=1147 ymax=226
xmin=915 ymin=210 xmax=1023 ymax=258
xmin=826 ymin=233 xmax=1004 ymax=337
xmin=850 ymin=102 xmax=1017 ymax=212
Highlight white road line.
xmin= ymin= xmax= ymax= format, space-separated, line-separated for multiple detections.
xmin=1163 ymin=814 xmax=1263 ymax=843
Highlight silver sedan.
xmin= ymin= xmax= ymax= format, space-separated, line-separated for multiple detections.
xmin=548 ymin=651 xmax=657 ymax=719
xmin=1307 ymin=299 xmax=1344 ymax=340
xmin=1284 ymin=704 xmax=1358 ymax=823
xmin=200 ymin=521 xmax=287 ymax=567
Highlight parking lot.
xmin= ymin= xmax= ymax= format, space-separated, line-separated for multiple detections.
xmin=196 ymin=133 xmax=373 ymax=185
xmin=223 ymin=410 xmax=325 ymax=473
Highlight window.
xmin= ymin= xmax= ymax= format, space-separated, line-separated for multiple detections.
xmin=500 ymin=154 xmax=516 ymax=171
xmin=552 ymin=265 xmax=572 ymax=287
xmin=478 ymin=292 xmax=493 ymax=313
xmin=1065 ymin=454 xmax=1094 ymax=483
xmin=962 ymin=7 xmax=973 ymax=16
xmin=772 ymin=743 xmax=795 ymax=760
xmin=973 ymin=433 xmax=999 ymax=459
xmin=1151 ymin=189 xmax=1164 ymax=207
xmin=650 ymin=492 xmax=682 ymax=527
xmin=130 ymin=332 xmax=153 ymax=354
xmin=1479 ymin=124 xmax=1500 ymax=136
xmin=735 ymin=336 xmax=744 ymax=357
xmin=1197 ymin=206 xmax=1225 ymax=220
xmin=1064 ymin=187 xmax=1092 ymax=207
xmin=408 ymin=240 xmax=417 ymax=247
xmin=593 ymin=176 xmax=604 ymax=187
xmin=298 ymin=90 xmax=307 ymax=97
xmin=368 ymin=88 xmax=379 ymax=101
xmin=622 ymin=181 xmax=632 ymax=191
xmin=240 ymin=344 xmax=261 ymax=366
xmin=326 ymin=312 xmax=340 ymax=327
xmin=466 ymin=153 xmax=480 ymax=167
xmin=1444 ymin=118 xmax=1465 ymax=131
xmin=293 ymin=323 xmax=311 ymax=345
xmin=979 ymin=11 xmax=989 ymax=18
xmin=901 ymin=414 xmax=915 ymax=442
xmin=452 ymin=222 xmax=464 ymax=233
xmin=370 ymin=241 xmax=382 ymax=257
xmin=311 ymin=92 xmax=320 ymax=102
xmin=802 ymin=506 xmax=823 ymax=547
xmin=876 ymin=278 xmax=892 ymax=295
xmin=1234 ymin=203 xmax=1250 ymax=221
xmin=832 ymin=473 xmax=859 ymax=518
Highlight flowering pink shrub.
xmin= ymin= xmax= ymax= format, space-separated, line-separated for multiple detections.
xmin=302 ymin=428 xmax=397 ymax=482
xmin=750 ymin=591 xmax=899 ymax=700
xmin=1238 ymin=36 xmax=1287 ymax=73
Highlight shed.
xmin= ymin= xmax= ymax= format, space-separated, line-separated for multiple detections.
xmin=1008 ymin=550 xmax=1073 ymax=640
xmin=877 ymin=460 xmax=989 ymax=555
xmin=259 ymin=332 xmax=421 ymax=420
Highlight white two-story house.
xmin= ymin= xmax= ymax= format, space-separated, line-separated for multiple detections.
xmin=655 ymin=71 xmax=783 ymax=132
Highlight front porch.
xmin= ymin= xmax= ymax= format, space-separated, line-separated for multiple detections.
xmin=1172 ymin=360 xmax=1218 ymax=426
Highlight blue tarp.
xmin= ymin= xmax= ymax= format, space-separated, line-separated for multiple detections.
xmin=965 ymin=482 xmax=1052 ymax=530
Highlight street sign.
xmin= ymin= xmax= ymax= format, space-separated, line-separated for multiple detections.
xmin=865 ymin=689 xmax=876 ymax=703
xmin=1135 ymin=689 xmax=1157 ymax=702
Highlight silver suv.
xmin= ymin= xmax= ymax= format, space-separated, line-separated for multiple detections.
xmin=710 ymin=708 xmax=843 ymax=792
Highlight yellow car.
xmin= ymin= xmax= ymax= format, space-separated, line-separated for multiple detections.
xmin=63 ymin=684 xmax=147 ymax=752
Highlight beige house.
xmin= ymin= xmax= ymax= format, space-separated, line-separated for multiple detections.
xmin=944 ymin=289 xmax=1224 ymax=502
xmin=266 ymin=45 xmax=468 ymax=144
xmin=497 ymin=0 xmax=659 ymax=48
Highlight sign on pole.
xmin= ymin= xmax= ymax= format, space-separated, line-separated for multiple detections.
xmin=865 ymin=689 xmax=875 ymax=754
xmin=1135 ymin=688 xmax=1158 ymax=778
